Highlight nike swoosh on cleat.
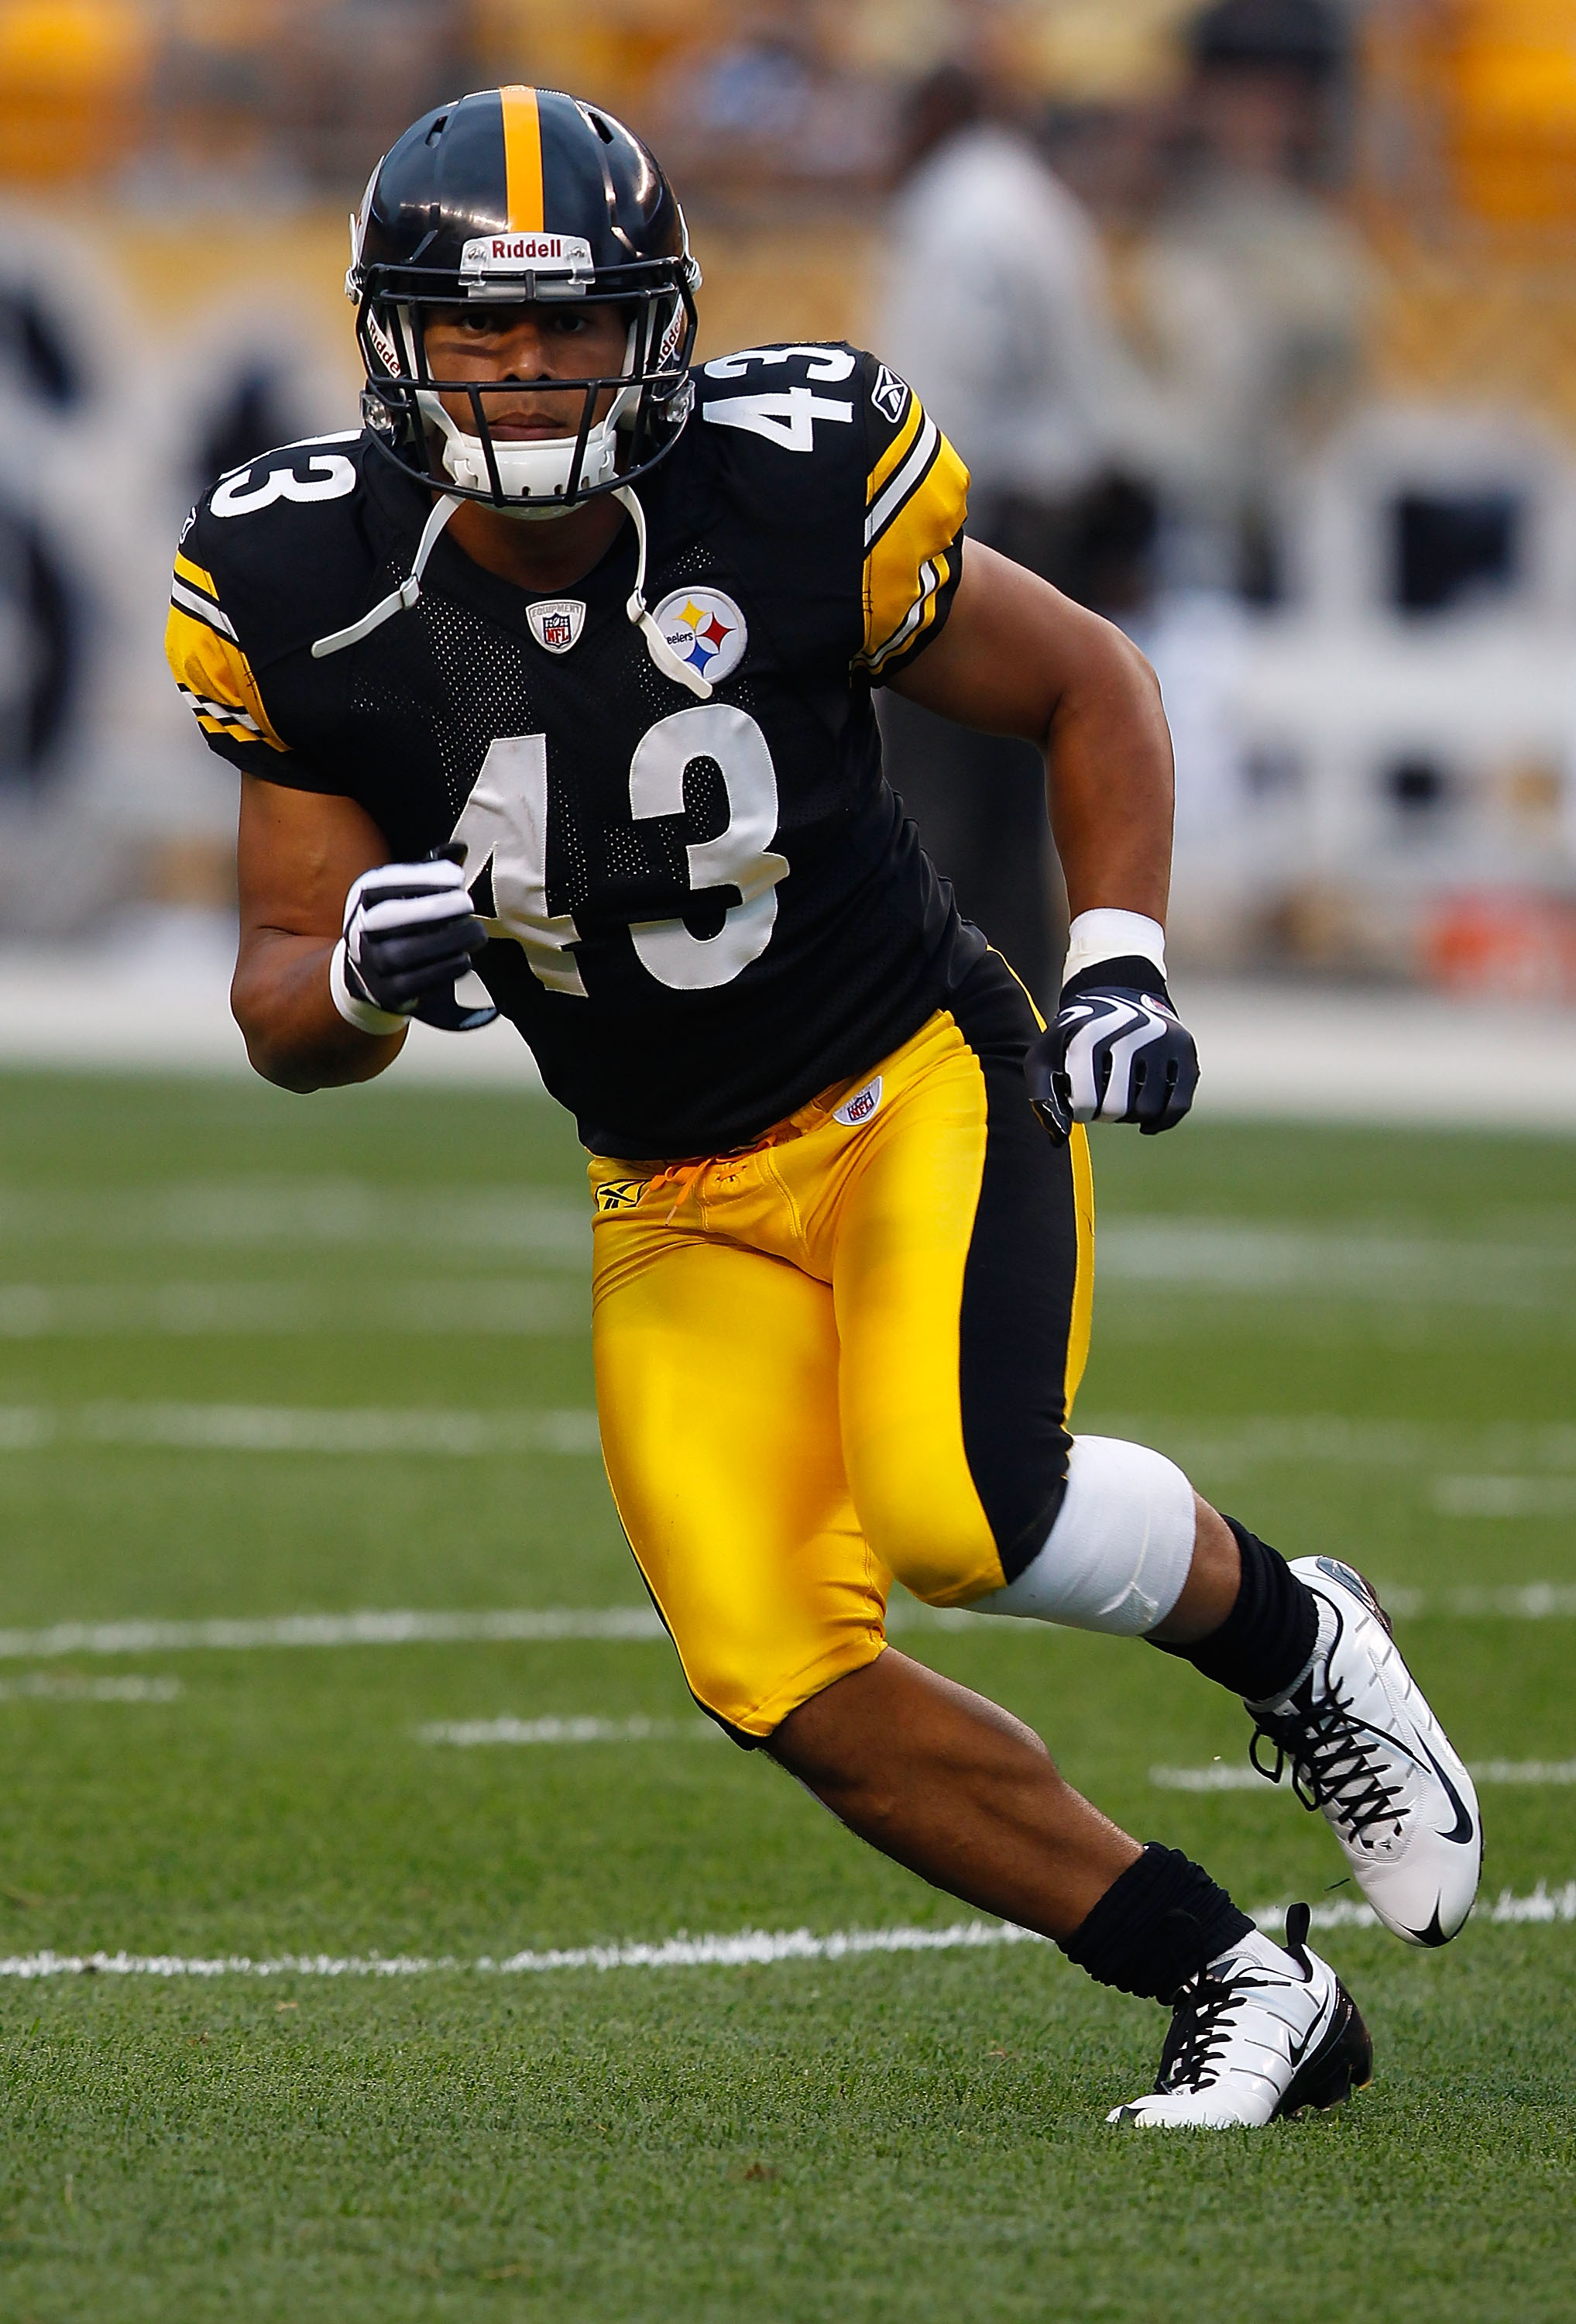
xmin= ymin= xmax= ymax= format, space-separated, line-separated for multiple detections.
xmin=1416 ymin=1734 xmax=1477 ymax=1846
xmin=1402 ymin=1902 xmax=1451 ymax=1949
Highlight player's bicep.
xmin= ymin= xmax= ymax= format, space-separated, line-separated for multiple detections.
xmin=237 ymin=775 xmax=390 ymax=943
xmin=888 ymin=538 xmax=1149 ymax=744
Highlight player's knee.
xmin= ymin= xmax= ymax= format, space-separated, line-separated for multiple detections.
xmin=857 ymin=1488 xmax=1004 ymax=1610
xmin=970 ymin=1435 xmax=1197 ymax=1636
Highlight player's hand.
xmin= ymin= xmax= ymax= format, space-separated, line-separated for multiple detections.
xmin=336 ymin=853 xmax=487 ymax=1020
xmin=1025 ymin=957 xmax=1199 ymax=1141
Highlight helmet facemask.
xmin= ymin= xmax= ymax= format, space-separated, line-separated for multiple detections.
xmin=354 ymin=260 xmax=698 ymax=515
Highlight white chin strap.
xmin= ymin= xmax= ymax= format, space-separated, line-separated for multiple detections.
xmin=313 ymin=318 xmax=708 ymax=689
xmin=311 ymin=477 xmax=712 ymax=700
xmin=613 ymin=483 xmax=710 ymax=700
xmin=416 ymin=380 xmax=640 ymax=506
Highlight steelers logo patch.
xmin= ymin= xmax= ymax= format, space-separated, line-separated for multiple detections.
xmin=652 ymin=586 xmax=747 ymax=686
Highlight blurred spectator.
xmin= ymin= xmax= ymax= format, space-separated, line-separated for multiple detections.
xmin=875 ymin=63 xmax=1149 ymax=999
xmin=1133 ymin=0 xmax=1373 ymax=597
xmin=651 ymin=5 xmax=889 ymax=194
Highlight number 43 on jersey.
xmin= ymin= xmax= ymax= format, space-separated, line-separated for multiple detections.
xmin=451 ymin=704 xmax=789 ymax=996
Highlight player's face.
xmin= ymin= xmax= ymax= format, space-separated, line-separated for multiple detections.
xmin=421 ymin=301 xmax=631 ymax=444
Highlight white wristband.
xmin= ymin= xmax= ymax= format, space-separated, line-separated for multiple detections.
xmin=330 ymin=937 xmax=410 ymax=1037
xmin=1062 ymin=909 xmax=1166 ymax=988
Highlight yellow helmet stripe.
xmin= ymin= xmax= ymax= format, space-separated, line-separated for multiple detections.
xmin=500 ymin=84 xmax=544 ymax=232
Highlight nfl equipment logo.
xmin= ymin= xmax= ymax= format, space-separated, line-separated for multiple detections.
xmin=833 ymin=1075 xmax=883 ymax=1127
xmin=527 ymin=598 xmax=587 ymax=655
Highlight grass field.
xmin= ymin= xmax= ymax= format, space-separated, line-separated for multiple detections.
xmin=0 ymin=1069 xmax=1572 ymax=2322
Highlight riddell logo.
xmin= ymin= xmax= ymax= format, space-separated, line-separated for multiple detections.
xmin=493 ymin=235 xmax=564 ymax=261
xmin=460 ymin=232 xmax=592 ymax=273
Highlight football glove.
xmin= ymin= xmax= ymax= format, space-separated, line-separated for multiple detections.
xmin=1026 ymin=954 xmax=1199 ymax=1141
xmin=330 ymin=847 xmax=496 ymax=1035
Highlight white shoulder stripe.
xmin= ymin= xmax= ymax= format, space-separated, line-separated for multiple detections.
xmin=177 ymin=683 xmax=263 ymax=736
xmin=170 ymin=581 xmax=238 ymax=640
xmin=864 ymin=413 xmax=939 ymax=551
xmin=865 ymin=555 xmax=942 ymax=670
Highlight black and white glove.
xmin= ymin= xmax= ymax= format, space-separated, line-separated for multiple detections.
xmin=330 ymin=848 xmax=495 ymax=1036
xmin=1025 ymin=911 xmax=1199 ymax=1142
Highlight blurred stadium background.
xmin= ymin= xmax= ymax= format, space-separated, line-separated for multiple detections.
xmin=2 ymin=0 xmax=1575 ymax=1104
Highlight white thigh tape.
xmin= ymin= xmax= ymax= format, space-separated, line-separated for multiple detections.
xmin=972 ymin=1435 xmax=1196 ymax=1638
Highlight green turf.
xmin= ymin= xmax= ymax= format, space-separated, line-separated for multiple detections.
xmin=0 ymin=1072 xmax=1572 ymax=2321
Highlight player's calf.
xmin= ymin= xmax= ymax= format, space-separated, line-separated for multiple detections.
xmin=967 ymin=1441 xmax=1481 ymax=1944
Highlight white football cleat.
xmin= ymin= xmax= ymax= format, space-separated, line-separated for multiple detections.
xmin=1247 ymin=1556 xmax=1482 ymax=1948
xmin=1107 ymin=1904 xmax=1372 ymax=2129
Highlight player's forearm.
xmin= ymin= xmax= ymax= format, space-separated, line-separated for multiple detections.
xmin=232 ymin=927 xmax=406 ymax=1092
xmin=1042 ymin=627 xmax=1173 ymax=926
xmin=888 ymin=540 xmax=1174 ymax=926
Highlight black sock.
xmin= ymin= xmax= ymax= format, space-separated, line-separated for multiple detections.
xmin=1059 ymin=1843 xmax=1255 ymax=2003
xmin=1152 ymin=1518 xmax=1319 ymax=1704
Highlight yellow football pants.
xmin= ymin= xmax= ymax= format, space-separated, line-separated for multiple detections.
xmin=589 ymin=955 xmax=1094 ymax=1741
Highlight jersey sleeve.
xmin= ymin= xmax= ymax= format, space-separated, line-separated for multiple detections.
xmin=854 ymin=355 xmax=970 ymax=682
xmin=164 ymin=537 xmax=302 ymax=777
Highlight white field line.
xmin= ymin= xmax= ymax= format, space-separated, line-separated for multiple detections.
xmin=8 ymin=1401 xmax=1576 ymax=1487
xmin=1094 ymin=1222 xmax=1576 ymax=1309
xmin=1082 ymin=1411 xmax=1576 ymax=1479
xmin=0 ymin=1674 xmax=180 ymax=1703
xmin=0 ymin=1182 xmax=589 ymax=1259
xmin=1435 ymin=1477 xmax=1576 ymax=1518
xmin=0 ymin=1283 xmax=585 ymax=1338
xmin=0 ymin=1404 xmax=602 ymax=1456
xmin=0 ymin=1609 xmax=668 ymax=1660
xmin=0 ymin=1600 xmax=972 ymax=1663
xmin=1 ymin=1882 xmax=1571 ymax=1981
xmin=418 ymin=1715 xmax=717 ymax=1747
xmin=1153 ymin=1757 xmax=1576 ymax=1791
xmin=0 ymin=1582 xmax=1573 ymax=1667
xmin=5 ymin=1192 xmax=1572 ymax=1305
xmin=1252 ymin=1882 xmax=1576 ymax=1933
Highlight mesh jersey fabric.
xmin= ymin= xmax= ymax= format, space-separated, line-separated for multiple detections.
xmin=166 ymin=345 xmax=981 ymax=1157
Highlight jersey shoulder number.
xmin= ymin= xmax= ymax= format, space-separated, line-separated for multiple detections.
xmin=165 ymin=431 xmax=373 ymax=778
xmin=699 ymin=342 xmax=860 ymax=455
xmin=207 ymin=431 xmax=361 ymax=519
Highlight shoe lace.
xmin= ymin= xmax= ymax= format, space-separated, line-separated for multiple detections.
xmin=1251 ymin=1672 xmax=1406 ymax=1839
xmin=1158 ymin=1968 xmax=1244 ymax=2091
xmin=1157 ymin=1905 xmax=1317 ymax=2095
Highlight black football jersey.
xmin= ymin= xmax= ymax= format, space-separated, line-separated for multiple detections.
xmin=167 ymin=344 xmax=985 ymax=1157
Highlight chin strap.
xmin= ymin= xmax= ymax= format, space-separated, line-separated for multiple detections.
xmin=310 ymin=482 xmax=712 ymax=701
xmin=615 ymin=485 xmax=712 ymax=701
xmin=311 ymin=493 xmax=462 ymax=659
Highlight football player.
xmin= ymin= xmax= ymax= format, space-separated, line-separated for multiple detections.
xmin=167 ymin=87 xmax=1480 ymax=2126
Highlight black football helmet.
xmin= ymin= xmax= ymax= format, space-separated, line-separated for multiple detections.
xmin=346 ymin=85 xmax=700 ymax=511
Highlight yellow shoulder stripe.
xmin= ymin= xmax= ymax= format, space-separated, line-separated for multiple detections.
xmin=501 ymin=84 xmax=544 ymax=233
xmin=860 ymin=425 xmax=968 ymax=670
xmin=173 ymin=551 xmax=220 ymax=600
xmin=867 ymin=394 xmax=922 ymax=504
xmin=165 ymin=601 xmax=290 ymax=752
